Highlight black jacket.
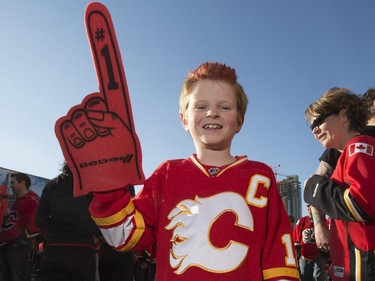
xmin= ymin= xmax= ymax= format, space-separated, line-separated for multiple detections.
xmin=36 ymin=175 xmax=101 ymax=247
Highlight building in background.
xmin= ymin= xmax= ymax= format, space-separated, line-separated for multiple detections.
xmin=277 ymin=175 xmax=302 ymax=221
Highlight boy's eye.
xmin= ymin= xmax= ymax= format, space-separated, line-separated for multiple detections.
xmin=220 ymin=105 xmax=231 ymax=110
xmin=195 ymin=105 xmax=206 ymax=110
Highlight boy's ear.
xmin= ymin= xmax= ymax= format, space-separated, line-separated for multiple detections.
xmin=180 ymin=113 xmax=189 ymax=131
xmin=236 ymin=118 xmax=243 ymax=133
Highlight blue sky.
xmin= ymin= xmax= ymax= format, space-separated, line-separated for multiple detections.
xmin=1 ymin=1 xmax=374 ymax=216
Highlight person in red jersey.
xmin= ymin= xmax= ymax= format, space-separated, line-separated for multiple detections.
xmin=0 ymin=173 xmax=41 ymax=281
xmin=293 ymin=204 xmax=327 ymax=281
xmin=304 ymin=87 xmax=375 ymax=280
xmin=88 ymin=62 xmax=299 ymax=281
xmin=307 ymin=88 xmax=375 ymax=254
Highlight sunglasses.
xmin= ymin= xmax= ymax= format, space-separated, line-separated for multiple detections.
xmin=310 ymin=111 xmax=338 ymax=131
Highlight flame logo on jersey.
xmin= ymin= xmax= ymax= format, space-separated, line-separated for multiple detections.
xmin=165 ymin=192 xmax=253 ymax=274
xmin=302 ymin=227 xmax=316 ymax=244
xmin=2 ymin=210 xmax=17 ymax=231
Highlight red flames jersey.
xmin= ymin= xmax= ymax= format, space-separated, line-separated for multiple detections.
xmin=90 ymin=155 xmax=299 ymax=280
xmin=0 ymin=191 xmax=40 ymax=243
xmin=292 ymin=216 xmax=320 ymax=260
xmin=305 ymin=135 xmax=375 ymax=280
xmin=330 ymin=135 xmax=375 ymax=280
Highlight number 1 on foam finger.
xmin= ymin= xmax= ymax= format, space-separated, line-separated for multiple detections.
xmin=101 ymin=44 xmax=119 ymax=91
xmin=85 ymin=3 xmax=134 ymax=128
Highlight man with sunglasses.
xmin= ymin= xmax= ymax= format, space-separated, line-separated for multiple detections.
xmin=304 ymin=87 xmax=375 ymax=280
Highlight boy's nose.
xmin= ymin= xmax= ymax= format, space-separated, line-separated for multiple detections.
xmin=207 ymin=109 xmax=219 ymax=118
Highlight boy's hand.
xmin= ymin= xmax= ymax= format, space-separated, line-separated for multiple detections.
xmin=55 ymin=3 xmax=144 ymax=196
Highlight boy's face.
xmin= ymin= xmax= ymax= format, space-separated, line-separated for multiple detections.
xmin=180 ymin=80 xmax=241 ymax=151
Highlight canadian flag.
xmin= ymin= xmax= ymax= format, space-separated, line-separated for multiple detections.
xmin=349 ymin=142 xmax=374 ymax=157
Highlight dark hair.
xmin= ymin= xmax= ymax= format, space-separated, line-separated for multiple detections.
xmin=11 ymin=173 xmax=31 ymax=189
xmin=59 ymin=160 xmax=72 ymax=180
xmin=363 ymin=88 xmax=375 ymax=117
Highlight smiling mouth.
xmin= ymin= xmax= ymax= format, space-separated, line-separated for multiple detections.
xmin=203 ymin=124 xmax=222 ymax=129
xmin=317 ymin=133 xmax=327 ymax=141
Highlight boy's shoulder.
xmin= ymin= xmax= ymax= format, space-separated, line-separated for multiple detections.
xmin=155 ymin=157 xmax=274 ymax=177
xmin=240 ymin=158 xmax=273 ymax=172
xmin=160 ymin=156 xmax=272 ymax=168
xmin=157 ymin=158 xmax=193 ymax=170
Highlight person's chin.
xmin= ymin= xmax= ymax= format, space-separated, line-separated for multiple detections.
xmin=320 ymin=139 xmax=330 ymax=148
xmin=323 ymin=142 xmax=336 ymax=149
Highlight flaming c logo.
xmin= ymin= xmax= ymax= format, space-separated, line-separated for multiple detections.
xmin=165 ymin=192 xmax=253 ymax=274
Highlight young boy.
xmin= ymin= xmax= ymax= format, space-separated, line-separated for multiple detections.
xmin=89 ymin=62 xmax=299 ymax=281
xmin=304 ymin=87 xmax=375 ymax=280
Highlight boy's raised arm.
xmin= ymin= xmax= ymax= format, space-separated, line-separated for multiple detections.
xmin=55 ymin=2 xmax=145 ymax=196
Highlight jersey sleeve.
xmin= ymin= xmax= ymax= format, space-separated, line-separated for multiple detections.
xmin=305 ymin=139 xmax=375 ymax=222
xmin=304 ymin=175 xmax=352 ymax=220
xmin=261 ymin=171 xmax=300 ymax=281
xmin=89 ymin=188 xmax=147 ymax=252
xmin=89 ymin=164 xmax=164 ymax=254
xmin=19 ymin=195 xmax=40 ymax=238
xmin=292 ymin=219 xmax=302 ymax=246
xmin=341 ymin=141 xmax=375 ymax=221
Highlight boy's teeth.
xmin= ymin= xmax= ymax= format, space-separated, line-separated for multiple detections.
xmin=204 ymin=124 xmax=221 ymax=129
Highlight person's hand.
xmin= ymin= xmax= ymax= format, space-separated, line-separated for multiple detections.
xmin=306 ymin=160 xmax=332 ymax=252
xmin=314 ymin=222 xmax=330 ymax=252
xmin=55 ymin=3 xmax=145 ymax=196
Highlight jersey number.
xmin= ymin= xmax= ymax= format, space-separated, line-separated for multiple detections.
xmin=246 ymin=174 xmax=297 ymax=267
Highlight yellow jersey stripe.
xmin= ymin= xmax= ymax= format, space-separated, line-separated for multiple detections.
xmin=343 ymin=189 xmax=363 ymax=222
xmin=355 ymin=248 xmax=361 ymax=280
xmin=116 ymin=210 xmax=146 ymax=252
xmin=217 ymin=157 xmax=248 ymax=177
xmin=92 ymin=199 xmax=136 ymax=227
xmin=190 ymin=155 xmax=248 ymax=177
xmin=190 ymin=156 xmax=210 ymax=177
xmin=263 ymin=267 xmax=300 ymax=280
